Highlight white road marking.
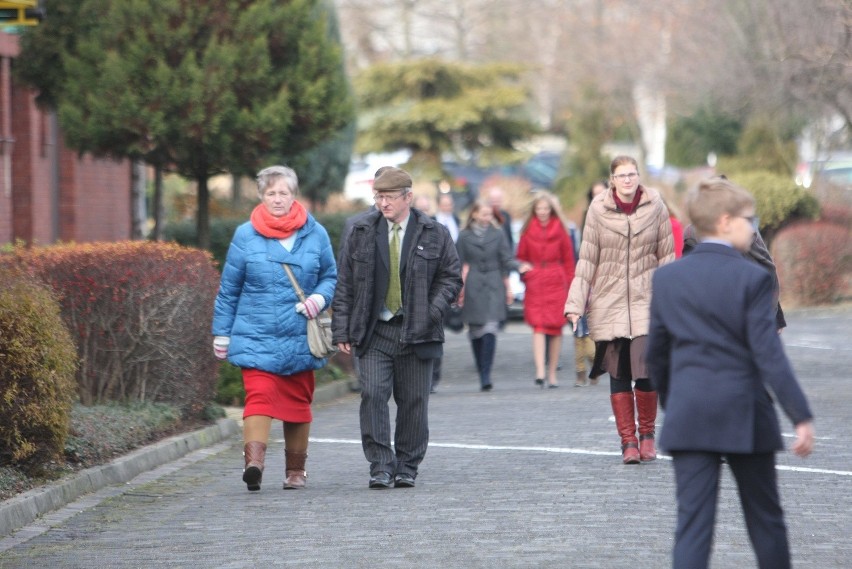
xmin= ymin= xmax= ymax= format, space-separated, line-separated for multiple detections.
xmin=309 ymin=438 xmax=852 ymax=477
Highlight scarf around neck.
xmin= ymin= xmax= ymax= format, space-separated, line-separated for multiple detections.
xmin=613 ymin=187 xmax=643 ymax=215
xmin=250 ymin=200 xmax=308 ymax=239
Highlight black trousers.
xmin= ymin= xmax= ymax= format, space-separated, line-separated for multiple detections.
xmin=670 ymin=451 xmax=790 ymax=569
xmin=358 ymin=319 xmax=433 ymax=478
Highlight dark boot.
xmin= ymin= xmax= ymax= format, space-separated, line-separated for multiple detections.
xmin=242 ymin=441 xmax=267 ymax=491
xmin=635 ymin=389 xmax=658 ymax=462
xmin=610 ymin=392 xmax=640 ymax=464
xmin=283 ymin=450 xmax=308 ymax=489
xmin=479 ymin=334 xmax=496 ymax=389
xmin=470 ymin=338 xmax=483 ymax=376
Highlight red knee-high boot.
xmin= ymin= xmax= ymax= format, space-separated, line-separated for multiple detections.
xmin=635 ymin=389 xmax=658 ymax=462
xmin=610 ymin=392 xmax=640 ymax=464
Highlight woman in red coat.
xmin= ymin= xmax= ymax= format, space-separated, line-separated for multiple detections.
xmin=517 ymin=191 xmax=576 ymax=387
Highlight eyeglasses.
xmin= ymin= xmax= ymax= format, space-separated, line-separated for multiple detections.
xmin=612 ymin=172 xmax=639 ymax=182
xmin=373 ymin=191 xmax=407 ymax=204
xmin=739 ymin=215 xmax=759 ymax=230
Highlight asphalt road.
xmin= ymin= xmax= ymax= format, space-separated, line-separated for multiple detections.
xmin=1 ymin=306 xmax=850 ymax=568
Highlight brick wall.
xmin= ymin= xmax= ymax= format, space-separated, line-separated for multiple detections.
xmin=60 ymin=151 xmax=131 ymax=242
xmin=1 ymin=30 xmax=132 ymax=246
xmin=10 ymin=81 xmax=53 ymax=244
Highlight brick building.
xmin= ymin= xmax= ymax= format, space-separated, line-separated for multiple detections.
xmin=0 ymin=30 xmax=132 ymax=246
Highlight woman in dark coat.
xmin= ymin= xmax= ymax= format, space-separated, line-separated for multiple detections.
xmin=456 ymin=200 xmax=517 ymax=391
xmin=517 ymin=191 xmax=576 ymax=388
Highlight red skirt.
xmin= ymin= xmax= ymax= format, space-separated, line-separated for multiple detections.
xmin=242 ymin=368 xmax=315 ymax=423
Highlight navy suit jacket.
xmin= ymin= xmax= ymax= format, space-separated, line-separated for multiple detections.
xmin=646 ymin=242 xmax=812 ymax=454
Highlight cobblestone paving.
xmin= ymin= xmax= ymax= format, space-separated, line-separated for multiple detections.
xmin=1 ymin=307 xmax=850 ymax=568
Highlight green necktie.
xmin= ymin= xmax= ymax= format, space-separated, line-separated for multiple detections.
xmin=386 ymin=223 xmax=402 ymax=314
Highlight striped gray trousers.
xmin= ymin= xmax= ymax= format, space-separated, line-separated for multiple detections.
xmin=358 ymin=319 xmax=433 ymax=478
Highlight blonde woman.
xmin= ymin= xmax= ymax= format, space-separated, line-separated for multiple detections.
xmin=516 ymin=191 xmax=576 ymax=388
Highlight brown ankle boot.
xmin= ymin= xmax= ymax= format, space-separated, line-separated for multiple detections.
xmin=611 ymin=392 xmax=640 ymax=464
xmin=635 ymin=389 xmax=658 ymax=461
xmin=242 ymin=441 xmax=267 ymax=491
xmin=283 ymin=450 xmax=308 ymax=489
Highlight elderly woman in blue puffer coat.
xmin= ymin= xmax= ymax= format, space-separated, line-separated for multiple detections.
xmin=212 ymin=165 xmax=337 ymax=492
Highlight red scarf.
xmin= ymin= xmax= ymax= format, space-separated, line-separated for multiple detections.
xmin=250 ymin=201 xmax=308 ymax=239
xmin=612 ymin=187 xmax=643 ymax=215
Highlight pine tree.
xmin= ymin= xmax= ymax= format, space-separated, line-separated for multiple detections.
xmin=16 ymin=0 xmax=353 ymax=248
xmin=355 ymin=58 xmax=537 ymax=177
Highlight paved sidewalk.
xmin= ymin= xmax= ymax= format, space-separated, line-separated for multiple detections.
xmin=1 ymin=307 xmax=850 ymax=568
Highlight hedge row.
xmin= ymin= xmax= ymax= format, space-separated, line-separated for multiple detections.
xmin=773 ymin=219 xmax=852 ymax=306
xmin=0 ymin=266 xmax=77 ymax=475
xmin=6 ymin=241 xmax=221 ymax=418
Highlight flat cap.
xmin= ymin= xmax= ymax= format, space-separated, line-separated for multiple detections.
xmin=372 ymin=167 xmax=412 ymax=191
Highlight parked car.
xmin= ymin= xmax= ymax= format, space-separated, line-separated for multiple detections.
xmin=507 ymin=270 xmax=525 ymax=320
xmin=343 ymin=150 xmax=412 ymax=202
xmin=795 ymin=152 xmax=852 ymax=190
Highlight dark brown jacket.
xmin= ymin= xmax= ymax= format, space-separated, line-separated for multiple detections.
xmin=332 ymin=208 xmax=462 ymax=357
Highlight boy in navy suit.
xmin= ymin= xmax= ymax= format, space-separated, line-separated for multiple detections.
xmin=646 ymin=177 xmax=815 ymax=569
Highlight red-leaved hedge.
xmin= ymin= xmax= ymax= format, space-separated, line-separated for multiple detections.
xmin=5 ymin=242 xmax=221 ymax=418
xmin=772 ymin=220 xmax=852 ymax=306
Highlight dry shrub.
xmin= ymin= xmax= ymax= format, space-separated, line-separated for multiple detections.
xmin=9 ymin=242 xmax=221 ymax=418
xmin=0 ymin=266 xmax=77 ymax=475
xmin=772 ymin=221 xmax=852 ymax=306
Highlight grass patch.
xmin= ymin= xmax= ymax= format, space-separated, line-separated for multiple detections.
xmin=0 ymin=402 xmax=207 ymax=502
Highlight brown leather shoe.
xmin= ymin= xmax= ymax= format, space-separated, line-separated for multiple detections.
xmin=283 ymin=450 xmax=307 ymax=489
xmin=242 ymin=441 xmax=267 ymax=491
xmin=622 ymin=442 xmax=641 ymax=464
xmin=639 ymin=434 xmax=657 ymax=462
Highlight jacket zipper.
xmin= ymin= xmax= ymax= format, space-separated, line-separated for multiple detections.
xmin=626 ymin=216 xmax=633 ymax=339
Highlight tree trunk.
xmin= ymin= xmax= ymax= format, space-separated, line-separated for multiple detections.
xmin=197 ymin=174 xmax=211 ymax=250
xmin=231 ymin=173 xmax=241 ymax=207
xmin=130 ymin=160 xmax=147 ymax=239
xmin=151 ymin=166 xmax=164 ymax=241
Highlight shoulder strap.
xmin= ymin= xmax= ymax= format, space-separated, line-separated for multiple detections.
xmin=282 ymin=264 xmax=307 ymax=303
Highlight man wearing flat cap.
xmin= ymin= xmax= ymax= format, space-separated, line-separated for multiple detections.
xmin=332 ymin=166 xmax=462 ymax=489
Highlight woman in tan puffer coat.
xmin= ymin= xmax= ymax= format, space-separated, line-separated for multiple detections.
xmin=564 ymin=156 xmax=675 ymax=464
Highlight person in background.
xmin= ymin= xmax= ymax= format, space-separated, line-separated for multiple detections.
xmin=487 ymin=186 xmax=515 ymax=251
xmin=332 ymin=167 xmax=462 ymax=489
xmin=682 ymin=187 xmax=786 ymax=330
xmin=572 ymin=180 xmax=609 ymax=387
xmin=516 ymin=191 xmax=576 ymax=388
xmin=646 ymin=175 xmax=814 ymax=569
xmin=434 ymin=192 xmax=461 ymax=243
xmin=413 ymin=194 xmax=434 ymax=216
xmin=456 ymin=199 xmax=517 ymax=391
xmin=213 ymin=165 xmax=337 ymax=491
xmin=664 ymin=199 xmax=684 ymax=258
xmin=429 ymin=192 xmax=461 ymax=393
xmin=565 ymin=156 xmax=674 ymax=464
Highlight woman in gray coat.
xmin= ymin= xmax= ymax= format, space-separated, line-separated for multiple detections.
xmin=456 ymin=199 xmax=518 ymax=391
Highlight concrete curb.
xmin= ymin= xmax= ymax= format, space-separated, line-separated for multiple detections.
xmin=0 ymin=418 xmax=239 ymax=538
xmin=0 ymin=379 xmax=354 ymax=538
